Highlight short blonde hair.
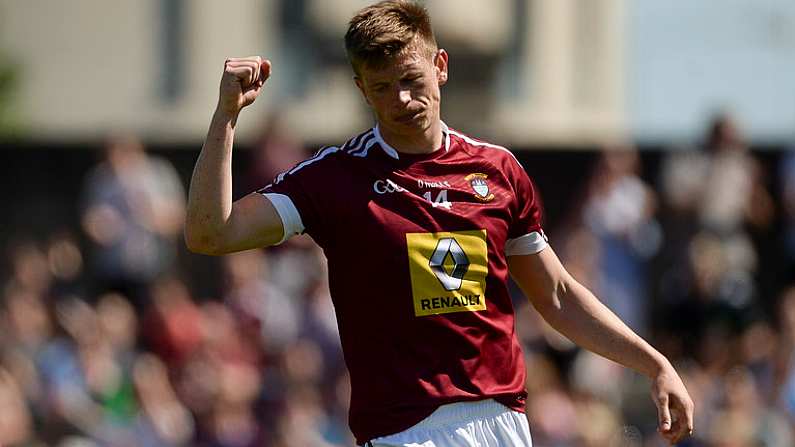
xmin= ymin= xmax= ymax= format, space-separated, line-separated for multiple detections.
xmin=345 ymin=0 xmax=438 ymax=74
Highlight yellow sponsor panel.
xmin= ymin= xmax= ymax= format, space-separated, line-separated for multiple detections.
xmin=405 ymin=230 xmax=488 ymax=316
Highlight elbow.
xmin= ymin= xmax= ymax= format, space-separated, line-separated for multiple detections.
xmin=184 ymin=226 xmax=224 ymax=256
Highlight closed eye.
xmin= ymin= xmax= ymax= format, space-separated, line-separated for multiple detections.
xmin=372 ymin=83 xmax=389 ymax=92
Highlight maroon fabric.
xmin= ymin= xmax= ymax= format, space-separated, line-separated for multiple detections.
xmin=259 ymin=127 xmax=544 ymax=444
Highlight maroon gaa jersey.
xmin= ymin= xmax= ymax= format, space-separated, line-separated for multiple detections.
xmin=258 ymin=122 xmax=548 ymax=444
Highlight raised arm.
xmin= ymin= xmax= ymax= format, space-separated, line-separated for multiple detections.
xmin=508 ymin=247 xmax=694 ymax=445
xmin=185 ymin=57 xmax=284 ymax=255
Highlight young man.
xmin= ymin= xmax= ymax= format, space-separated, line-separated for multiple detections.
xmin=185 ymin=1 xmax=694 ymax=446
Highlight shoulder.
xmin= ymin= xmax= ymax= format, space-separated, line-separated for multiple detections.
xmin=273 ymin=128 xmax=375 ymax=185
xmin=336 ymin=127 xmax=379 ymax=157
xmin=312 ymin=127 xmax=380 ymax=160
xmin=446 ymin=127 xmax=522 ymax=172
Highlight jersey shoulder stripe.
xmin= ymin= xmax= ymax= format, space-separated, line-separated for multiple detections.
xmin=274 ymin=145 xmax=341 ymax=184
xmin=447 ymin=129 xmax=519 ymax=164
xmin=270 ymin=128 xmax=375 ymax=186
xmin=342 ymin=129 xmax=374 ymax=153
xmin=347 ymin=131 xmax=376 ymax=156
xmin=351 ymin=134 xmax=379 ymax=157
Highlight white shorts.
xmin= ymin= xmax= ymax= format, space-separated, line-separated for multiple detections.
xmin=364 ymin=399 xmax=533 ymax=447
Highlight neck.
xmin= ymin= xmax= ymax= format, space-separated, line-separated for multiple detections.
xmin=378 ymin=120 xmax=443 ymax=155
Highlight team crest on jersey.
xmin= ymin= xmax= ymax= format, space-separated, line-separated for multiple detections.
xmin=465 ymin=173 xmax=494 ymax=202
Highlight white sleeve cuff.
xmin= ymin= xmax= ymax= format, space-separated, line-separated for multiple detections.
xmin=262 ymin=193 xmax=305 ymax=244
xmin=505 ymin=231 xmax=548 ymax=256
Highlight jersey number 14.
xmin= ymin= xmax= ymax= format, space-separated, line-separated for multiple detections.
xmin=423 ymin=190 xmax=452 ymax=209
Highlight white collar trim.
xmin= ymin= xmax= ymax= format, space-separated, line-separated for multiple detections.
xmin=374 ymin=121 xmax=450 ymax=160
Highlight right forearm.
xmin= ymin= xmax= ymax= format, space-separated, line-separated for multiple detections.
xmin=185 ymin=109 xmax=237 ymax=252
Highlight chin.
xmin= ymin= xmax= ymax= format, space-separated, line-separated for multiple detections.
xmin=397 ymin=115 xmax=428 ymax=129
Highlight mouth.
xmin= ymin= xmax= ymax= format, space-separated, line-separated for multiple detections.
xmin=395 ymin=110 xmax=423 ymax=124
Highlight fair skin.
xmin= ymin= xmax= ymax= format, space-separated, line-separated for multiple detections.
xmin=185 ymin=57 xmax=282 ymax=255
xmin=353 ymin=45 xmax=448 ymax=154
xmin=185 ymin=50 xmax=694 ymax=445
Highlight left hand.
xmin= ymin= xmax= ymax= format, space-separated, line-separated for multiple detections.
xmin=651 ymin=365 xmax=695 ymax=445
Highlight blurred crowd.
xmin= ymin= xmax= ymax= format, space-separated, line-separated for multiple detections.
xmin=2 ymin=113 xmax=795 ymax=447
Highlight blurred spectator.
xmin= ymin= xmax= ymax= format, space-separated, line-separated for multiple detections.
xmin=273 ymin=385 xmax=340 ymax=447
xmin=46 ymin=230 xmax=85 ymax=296
xmin=3 ymin=283 xmax=53 ymax=353
xmin=131 ymin=353 xmax=195 ymax=445
xmin=80 ymin=134 xmax=185 ymax=309
xmin=582 ymin=145 xmax=660 ymax=334
xmin=204 ymin=362 xmax=266 ymax=446
xmin=659 ymin=114 xmax=772 ymax=286
xmin=779 ymin=151 xmax=795 ymax=278
xmin=655 ymin=114 xmax=773 ymax=357
xmin=95 ymin=293 xmax=138 ymax=366
xmin=661 ymin=114 xmax=772 ymax=229
xmin=0 ymin=366 xmax=35 ymax=445
xmin=268 ymin=235 xmax=327 ymax=301
xmin=181 ymin=302 xmax=264 ymax=447
xmin=221 ymin=250 xmax=300 ymax=355
xmin=657 ymin=229 xmax=763 ymax=378
xmin=700 ymin=114 xmax=773 ymax=232
xmin=7 ymin=238 xmax=52 ymax=296
xmin=777 ymin=286 xmax=795 ymax=422
xmin=142 ymin=276 xmax=204 ymax=369
xmin=301 ymin=268 xmax=345 ymax=374
xmin=241 ymin=113 xmax=308 ymax=193
xmin=524 ymin=352 xmax=580 ymax=446
xmin=706 ymin=367 xmax=792 ymax=446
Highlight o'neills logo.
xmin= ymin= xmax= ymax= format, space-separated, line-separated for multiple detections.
xmin=465 ymin=173 xmax=494 ymax=201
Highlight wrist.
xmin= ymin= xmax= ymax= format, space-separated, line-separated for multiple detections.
xmin=646 ymin=352 xmax=674 ymax=379
xmin=212 ymin=107 xmax=239 ymax=127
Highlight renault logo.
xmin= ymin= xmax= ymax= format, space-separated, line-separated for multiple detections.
xmin=429 ymin=238 xmax=470 ymax=291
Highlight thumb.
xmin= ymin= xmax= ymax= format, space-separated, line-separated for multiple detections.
xmin=657 ymin=396 xmax=672 ymax=432
xmin=241 ymin=82 xmax=263 ymax=106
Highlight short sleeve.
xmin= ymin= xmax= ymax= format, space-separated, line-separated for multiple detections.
xmin=504 ymin=156 xmax=548 ymax=256
xmin=256 ymin=146 xmax=339 ymax=244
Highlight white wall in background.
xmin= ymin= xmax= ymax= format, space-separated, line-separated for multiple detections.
xmin=628 ymin=0 xmax=795 ymax=143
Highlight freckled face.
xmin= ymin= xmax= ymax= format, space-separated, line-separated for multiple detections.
xmin=355 ymin=48 xmax=448 ymax=139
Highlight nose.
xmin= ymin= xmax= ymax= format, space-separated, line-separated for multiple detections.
xmin=397 ymin=87 xmax=411 ymax=105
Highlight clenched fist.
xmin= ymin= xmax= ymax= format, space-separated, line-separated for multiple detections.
xmin=217 ymin=56 xmax=271 ymax=117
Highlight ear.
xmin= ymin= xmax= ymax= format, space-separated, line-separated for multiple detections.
xmin=353 ymin=76 xmax=372 ymax=106
xmin=434 ymin=49 xmax=449 ymax=86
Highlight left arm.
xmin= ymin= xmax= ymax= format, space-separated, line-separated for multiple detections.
xmin=508 ymin=247 xmax=694 ymax=445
